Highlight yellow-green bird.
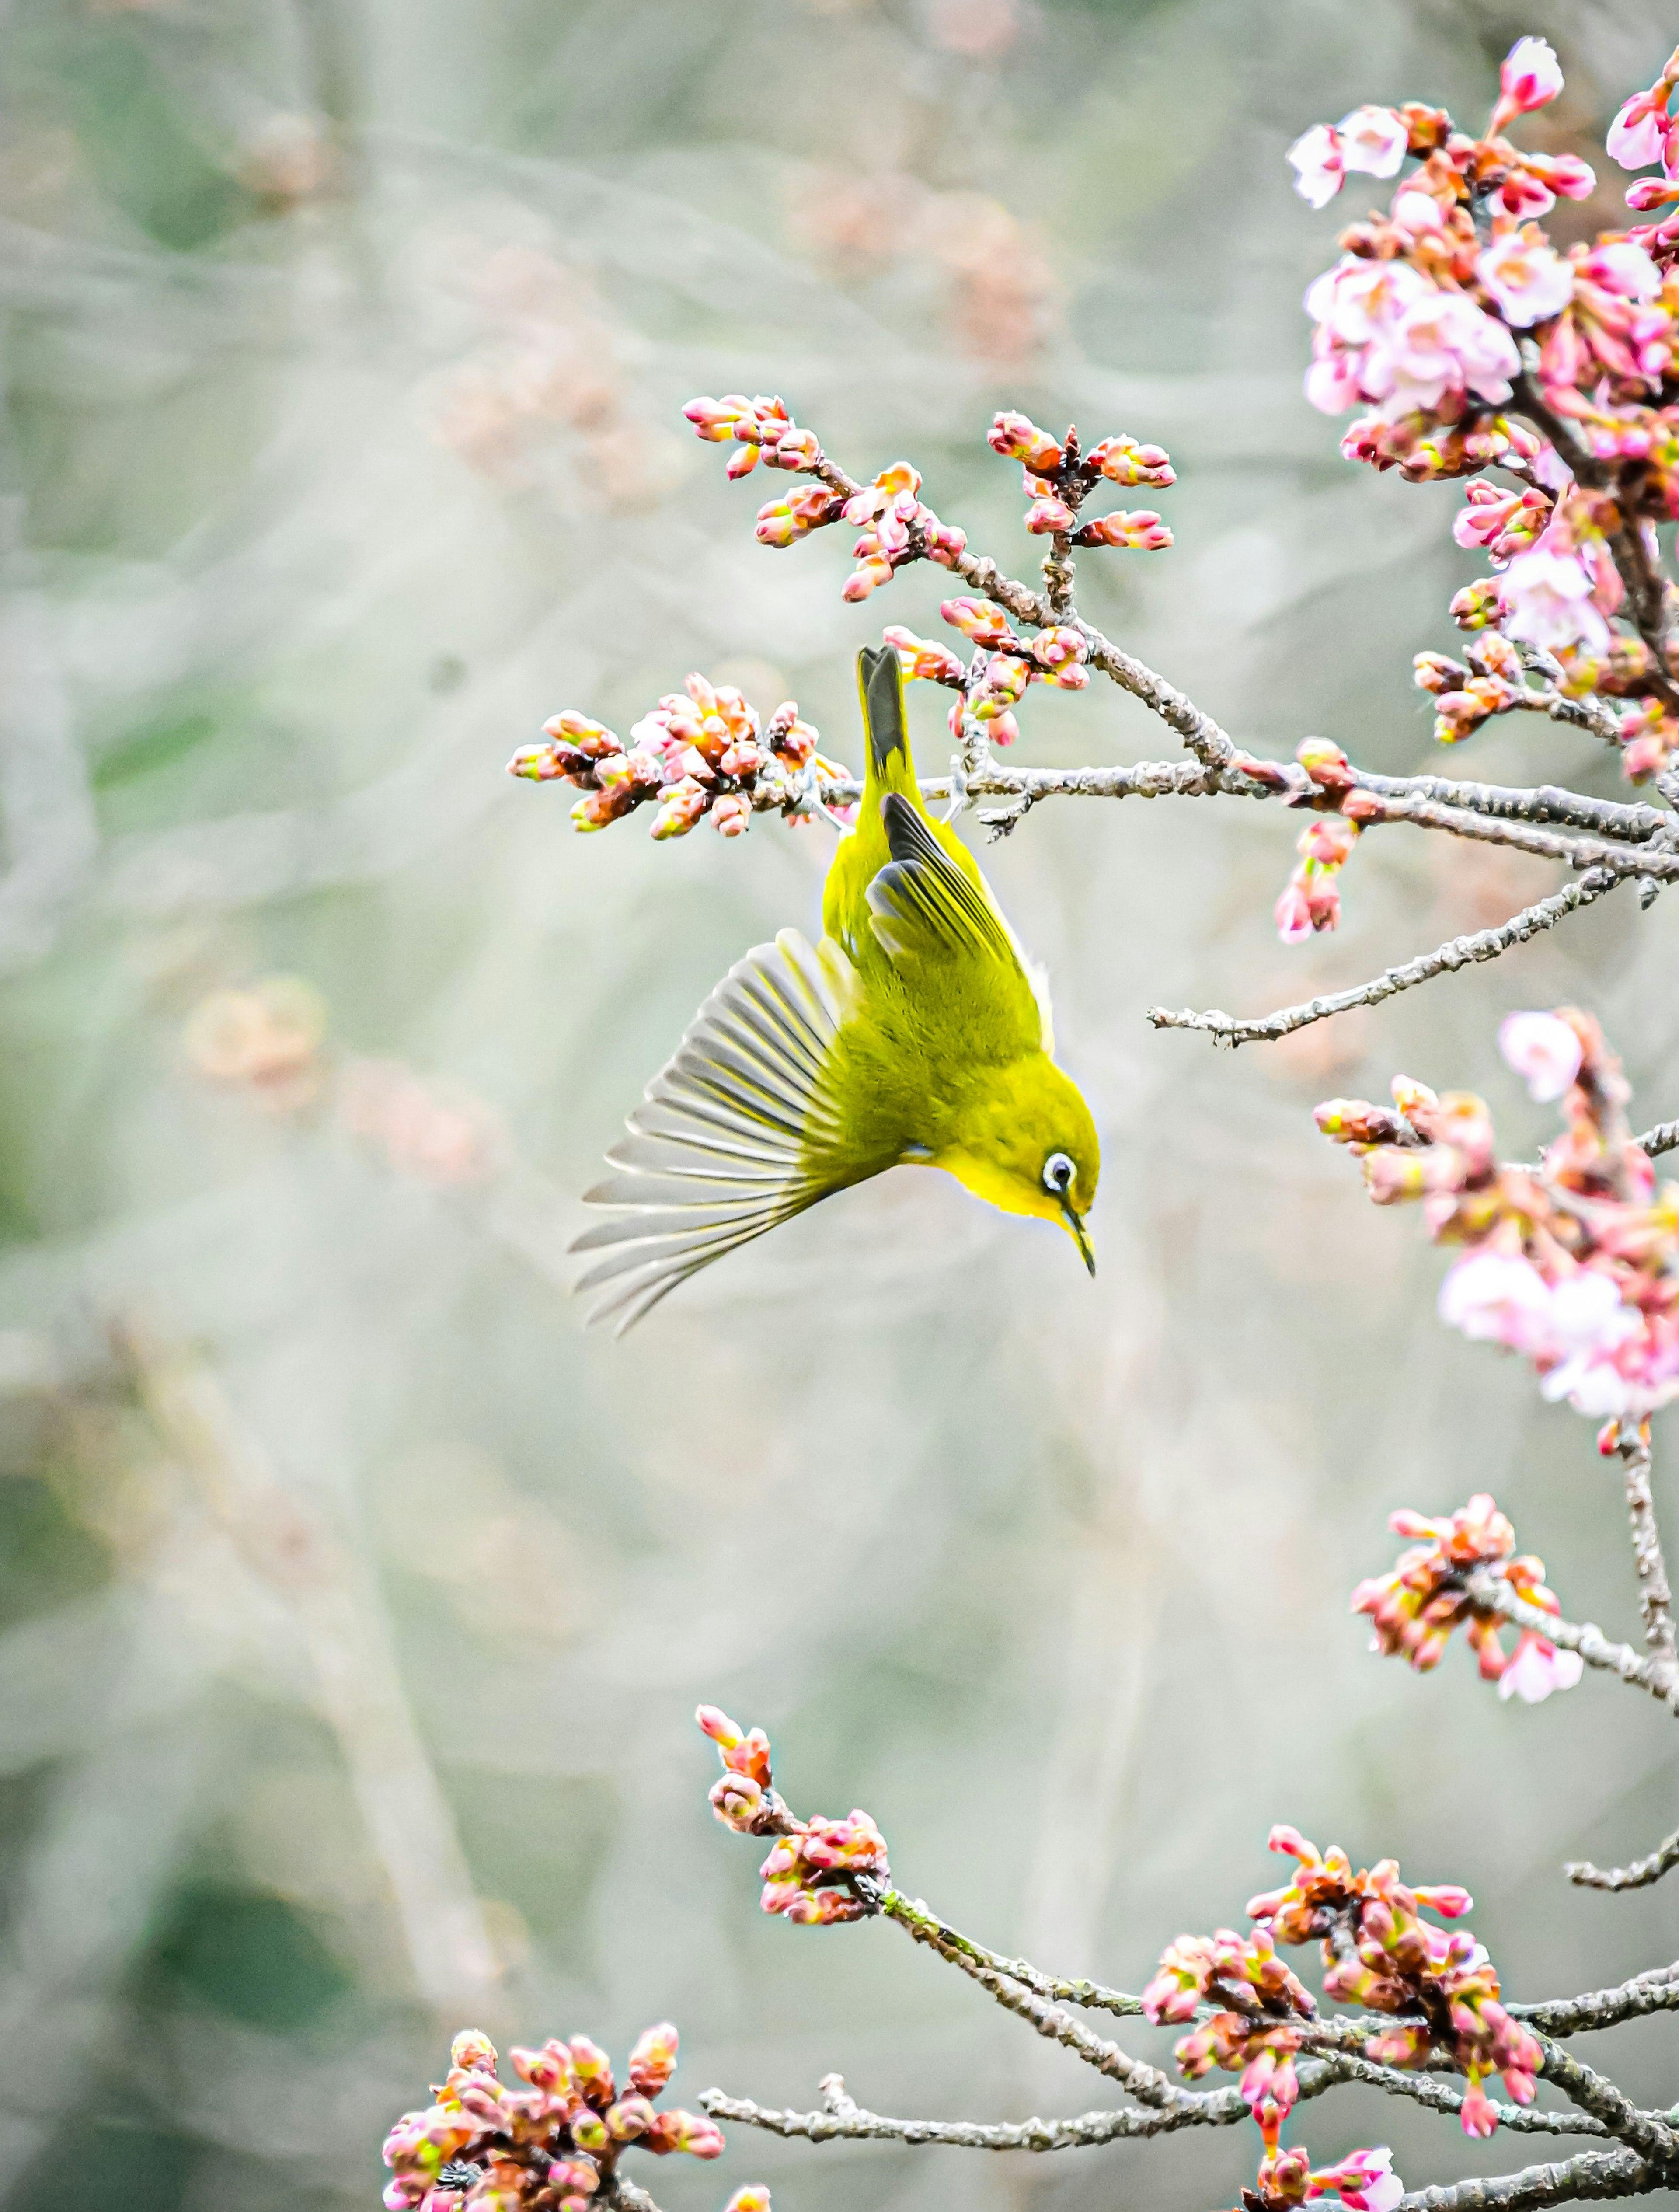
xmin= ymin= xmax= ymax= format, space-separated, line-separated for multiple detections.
xmin=573 ymin=644 xmax=1099 ymax=1332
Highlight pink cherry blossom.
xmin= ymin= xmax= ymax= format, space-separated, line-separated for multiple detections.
xmin=1608 ymin=89 xmax=1669 ymax=171
xmin=1393 ymin=188 xmax=1447 ymax=234
xmin=1288 ymin=122 xmax=1345 ymax=209
xmin=1438 ymin=1251 xmax=1554 ymax=1351
xmin=1308 ymin=2147 xmax=1405 ymax=2212
xmin=1498 ymin=1010 xmax=1583 ymax=1100
xmin=1578 ymin=239 xmax=1662 ymax=299
xmin=1477 ymin=231 xmax=1574 ymax=326
xmin=1338 ymin=105 xmax=1408 ymax=178
xmin=1381 ymin=290 xmax=1520 ymax=411
xmin=1497 ymin=1632 xmax=1584 ymax=1703
xmin=1498 ymin=535 xmax=1612 ymax=653
xmin=1496 ymin=35 xmax=1564 ymax=124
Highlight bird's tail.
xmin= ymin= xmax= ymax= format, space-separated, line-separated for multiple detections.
xmin=857 ymin=644 xmax=925 ymax=813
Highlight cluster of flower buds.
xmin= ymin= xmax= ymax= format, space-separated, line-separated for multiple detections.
xmin=509 ymin=680 xmax=849 ymax=838
xmin=1316 ymin=1009 xmax=1679 ymax=1423
xmin=1251 ymin=1829 xmax=1540 ymax=2138
xmin=1263 ymin=739 xmax=1381 ymax=942
xmin=683 ymin=394 xmax=820 ymax=478
xmin=1607 ymin=45 xmax=1679 ymax=227
xmin=382 ymin=2027 xmax=733 ymax=2212
xmin=1236 ymin=2144 xmax=1404 ymax=2212
xmin=1275 ymin=812 xmax=1360 ymax=940
xmin=697 ymin=1707 xmax=890 ymax=1924
xmin=1143 ymin=1928 xmax=1317 ymax=2141
xmin=988 ymin=411 xmax=1175 ymax=552
xmin=838 ymin=462 xmax=968 ymax=601
xmin=1412 ymin=630 xmax=1531 ymax=744
xmin=1350 ymin=1493 xmax=1584 ymax=1703
xmin=890 ymin=597 xmax=1095 ymax=746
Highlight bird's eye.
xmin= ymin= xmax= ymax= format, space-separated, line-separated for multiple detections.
xmin=1042 ymin=1151 xmax=1075 ymax=1195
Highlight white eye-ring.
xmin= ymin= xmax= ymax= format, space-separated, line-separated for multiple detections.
xmin=1042 ymin=1151 xmax=1075 ymax=1195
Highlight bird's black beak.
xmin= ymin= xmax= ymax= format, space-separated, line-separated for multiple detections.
xmin=1060 ymin=1197 xmax=1096 ymax=1277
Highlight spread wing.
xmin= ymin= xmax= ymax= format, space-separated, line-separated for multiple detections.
xmin=571 ymin=928 xmax=859 ymax=1335
xmin=866 ymin=794 xmax=1050 ymax=1050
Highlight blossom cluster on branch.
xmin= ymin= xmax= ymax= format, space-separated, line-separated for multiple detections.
xmin=1352 ymin=1492 xmax=1583 ymax=1703
xmin=508 ymin=679 xmax=849 ymax=839
xmin=1317 ymin=1008 xmax=1679 ymax=1423
xmin=381 ymin=2028 xmax=739 ymax=2212
xmin=1144 ymin=1828 xmax=1535 ymax=2148
xmin=698 ymin=1705 xmax=890 ymax=1922
xmin=1291 ymin=38 xmax=1679 ymax=789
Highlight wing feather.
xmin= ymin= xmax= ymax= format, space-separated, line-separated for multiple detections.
xmin=572 ymin=928 xmax=859 ymax=1333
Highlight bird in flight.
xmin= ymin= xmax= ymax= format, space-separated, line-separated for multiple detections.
xmin=573 ymin=643 xmax=1099 ymax=1332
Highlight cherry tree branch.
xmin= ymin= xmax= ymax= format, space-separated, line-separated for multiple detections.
xmin=1397 ymin=2146 xmax=1667 ymax=2212
xmin=1566 ymin=1831 xmax=1679 ymax=1895
xmin=1464 ymin=1574 xmax=1679 ymax=1715
xmin=1632 ymin=1120 xmax=1679 ymax=1159
xmin=1618 ymin=1428 xmax=1677 ymax=1681
xmin=1512 ymin=1963 xmax=1679 ymax=2034
xmin=1146 ymin=871 xmax=1620 ymax=1047
xmin=701 ymin=2063 xmax=1612 ymax=2153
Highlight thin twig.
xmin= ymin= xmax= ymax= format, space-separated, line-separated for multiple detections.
xmin=1398 ymin=2145 xmax=1662 ymax=2212
xmin=1566 ymin=1830 xmax=1679 ymax=1895
xmin=1512 ymin=1962 xmax=1679 ymax=2034
xmin=700 ymin=2066 xmax=1609 ymax=2152
xmin=1532 ymin=2038 xmax=1676 ymax=2163
xmin=1633 ymin=1119 xmax=1679 ymax=1159
xmin=877 ymin=1889 xmax=1145 ymax=2015
xmin=1147 ymin=871 xmax=1619 ymax=1047
xmin=1618 ymin=1427 xmax=1678 ymax=1681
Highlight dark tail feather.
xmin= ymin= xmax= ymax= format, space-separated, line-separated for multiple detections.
xmin=857 ymin=645 xmax=911 ymax=787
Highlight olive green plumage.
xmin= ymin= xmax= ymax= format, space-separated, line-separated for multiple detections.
xmin=573 ymin=645 xmax=1100 ymax=1331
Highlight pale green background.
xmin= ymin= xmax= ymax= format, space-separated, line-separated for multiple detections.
xmin=0 ymin=2 xmax=1675 ymax=2208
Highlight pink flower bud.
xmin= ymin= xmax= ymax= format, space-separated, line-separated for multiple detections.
xmin=1086 ymin=434 xmax=1175 ymax=488
xmin=644 ymin=2110 xmax=725 ymax=2158
xmin=1024 ymin=495 xmax=1076 ymax=534
xmin=1295 ymin=737 xmax=1353 ymax=789
xmin=1493 ymin=36 xmax=1564 ymax=133
xmin=628 ymin=2023 xmax=679 ymax=2097
xmin=883 ymin=626 xmax=966 ymax=684
xmin=683 ymin=396 xmax=748 ymax=443
xmin=711 ymin=794 xmax=752 ymax=837
xmin=548 ymin=2160 xmax=600 ymax=2198
xmin=571 ymin=2111 xmax=609 ymax=2153
xmin=1626 ymin=176 xmax=1679 ymax=210
xmin=988 ymin=411 xmax=1063 ymax=473
xmin=725 ymin=444 xmax=760 ymax=480
xmin=1609 ymin=90 xmax=1669 ymax=171
xmin=606 ymin=2097 xmax=656 ymax=2141
xmin=724 ymin=2192 xmax=771 ymax=2212
xmin=568 ymin=2037 xmax=615 ymax=2109
xmin=940 ymin=596 xmax=1015 ymax=645
xmin=1075 ymin=509 xmax=1172 ymax=550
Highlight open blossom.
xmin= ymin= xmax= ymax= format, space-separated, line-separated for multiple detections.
xmin=1492 ymin=36 xmax=1564 ymax=133
xmin=1321 ymin=1012 xmax=1679 ymax=1423
xmin=1477 ymin=228 xmax=1573 ymax=327
xmin=1578 ymin=239 xmax=1662 ymax=299
xmin=1309 ymin=2148 xmax=1405 ymax=2212
xmin=1288 ymin=106 xmax=1406 ymax=207
xmin=1498 ymin=535 xmax=1611 ymax=654
xmin=1608 ymin=87 xmax=1672 ymax=171
xmin=1499 ymin=1632 xmax=1584 ymax=1702
xmin=1288 ymin=123 xmax=1346 ymax=210
xmin=1498 ymin=1010 xmax=1582 ymax=1101
xmin=1304 ymin=261 xmax=1518 ymax=422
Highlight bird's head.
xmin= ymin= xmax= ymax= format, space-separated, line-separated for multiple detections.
xmin=930 ymin=1056 xmax=1100 ymax=1275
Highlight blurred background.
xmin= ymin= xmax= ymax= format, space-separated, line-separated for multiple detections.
xmin=0 ymin=0 xmax=1677 ymax=2207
